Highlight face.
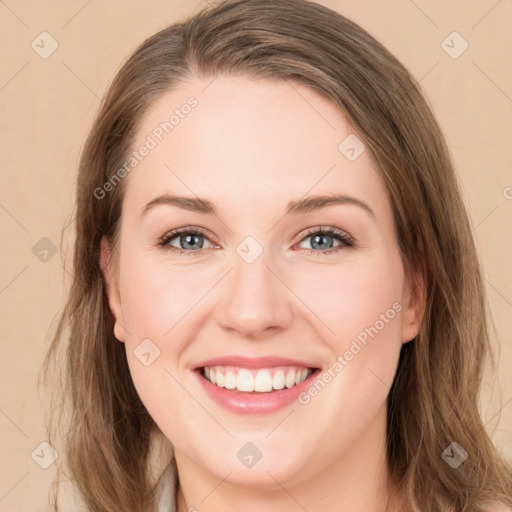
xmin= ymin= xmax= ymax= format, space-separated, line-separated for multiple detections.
xmin=101 ymin=75 xmax=423 ymax=488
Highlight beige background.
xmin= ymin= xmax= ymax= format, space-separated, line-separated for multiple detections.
xmin=0 ymin=0 xmax=511 ymax=510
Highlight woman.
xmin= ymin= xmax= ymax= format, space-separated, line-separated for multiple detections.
xmin=42 ymin=0 xmax=512 ymax=511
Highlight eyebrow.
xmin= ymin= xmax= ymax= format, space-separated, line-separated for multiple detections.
xmin=141 ymin=193 xmax=375 ymax=219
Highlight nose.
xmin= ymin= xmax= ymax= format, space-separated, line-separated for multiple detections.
xmin=215 ymin=248 xmax=294 ymax=340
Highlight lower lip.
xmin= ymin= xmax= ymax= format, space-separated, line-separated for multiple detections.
xmin=194 ymin=369 xmax=320 ymax=414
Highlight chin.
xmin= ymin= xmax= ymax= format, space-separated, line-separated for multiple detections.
xmin=178 ymin=432 xmax=317 ymax=488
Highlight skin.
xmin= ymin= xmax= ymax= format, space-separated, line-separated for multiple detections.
xmin=101 ymin=75 xmax=425 ymax=512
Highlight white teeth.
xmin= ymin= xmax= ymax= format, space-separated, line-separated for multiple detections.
xmin=204 ymin=366 xmax=312 ymax=392
xmin=285 ymin=369 xmax=296 ymax=388
xmin=237 ymin=369 xmax=254 ymax=392
xmin=272 ymin=370 xmax=285 ymax=390
xmin=254 ymin=370 xmax=273 ymax=392
xmin=224 ymin=371 xmax=237 ymax=390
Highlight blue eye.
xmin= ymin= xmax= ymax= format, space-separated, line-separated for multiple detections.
xmin=158 ymin=226 xmax=214 ymax=255
xmin=158 ymin=225 xmax=354 ymax=256
xmin=296 ymin=226 xmax=353 ymax=254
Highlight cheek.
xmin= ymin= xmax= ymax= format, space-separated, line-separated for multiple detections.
xmin=117 ymin=255 xmax=209 ymax=441
xmin=118 ymin=251 xmax=209 ymax=344
xmin=289 ymin=250 xmax=405 ymax=416
xmin=288 ymin=249 xmax=405 ymax=351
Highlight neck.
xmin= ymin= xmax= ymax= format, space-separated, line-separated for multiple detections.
xmin=174 ymin=404 xmax=405 ymax=512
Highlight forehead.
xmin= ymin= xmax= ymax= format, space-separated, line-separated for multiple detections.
xmin=124 ymin=75 xmax=388 ymax=221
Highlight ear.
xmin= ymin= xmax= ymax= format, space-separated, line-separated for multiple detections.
xmin=100 ymin=236 xmax=126 ymax=342
xmin=400 ymin=266 xmax=427 ymax=344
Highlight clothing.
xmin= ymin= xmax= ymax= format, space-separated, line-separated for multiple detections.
xmin=154 ymin=458 xmax=178 ymax=512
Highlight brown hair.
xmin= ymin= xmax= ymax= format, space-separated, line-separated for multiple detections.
xmin=42 ymin=0 xmax=512 ymax=510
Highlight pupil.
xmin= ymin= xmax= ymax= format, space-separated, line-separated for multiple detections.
xmin=182 ymin=234 xmax=203 ymax=250
xmin=313 ymin=234 xmax=333 ymax=250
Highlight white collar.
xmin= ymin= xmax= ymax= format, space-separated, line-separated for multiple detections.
xmin=154 ymin=459 xmax=178 ymax=512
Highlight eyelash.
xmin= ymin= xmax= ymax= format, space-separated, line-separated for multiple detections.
xmin=157 ymin=225 xmax=354 ymax=257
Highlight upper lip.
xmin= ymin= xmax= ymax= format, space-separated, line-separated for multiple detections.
xmin=192 ymin=355 xmax=318 ymax=370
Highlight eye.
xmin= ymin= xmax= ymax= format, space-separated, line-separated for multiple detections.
xmin=158 ymin=226 xmax=216 ymax=256
xmin=295 ymin=226 xmax=354 ymax=254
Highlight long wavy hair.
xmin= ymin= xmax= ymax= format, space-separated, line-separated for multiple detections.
xmin=41 ymin=0 xmax=512 ymax=510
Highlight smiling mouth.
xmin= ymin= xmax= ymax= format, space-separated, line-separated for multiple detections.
xmin=198 ymin=365 xmax=319 ymax=393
